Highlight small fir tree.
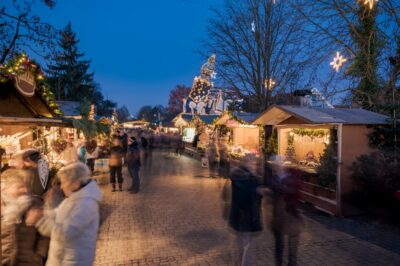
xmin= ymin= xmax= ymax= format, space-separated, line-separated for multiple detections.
xmin=317 ymin=129 xmax=338 ymax=189
xmin=285 ymin=133 xmax=296 ymax=162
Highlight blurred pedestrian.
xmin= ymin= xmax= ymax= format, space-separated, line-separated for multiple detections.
xmin=127 ymin=137 xmax=141 ymax=193
xmin=270 ymin=165 xmax=303 ymax=266
xmin=85 ymin=140 xmax=99 ymax=173
xmin=1 ymin=169 xmax=48 ymax=266
xmin=218 ymin=138 xmax=230 ymax=178
xmin=77 ymin=142 xmax=87 ymax=164
xmin=12 ymin=149 xmax=49 ymax=196
xmin=117 ymin=129 xmax=128 ymax=164
xmin=109 ymin=138 xmax=125 ymax=192
xmin=228 ymin=155 xmax=268 ymax=266
xmin=31 ymin=162 xmax=102 ymax=266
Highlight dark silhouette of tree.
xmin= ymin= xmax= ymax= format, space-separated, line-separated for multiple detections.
xmin=203 ymin=0 xmax=310 ymax=112
xmin=46 ymin=22 xmax=96 ymax=101
xmin=116 ymin=106 xmax=130 ymax=123
xmin=0 ymin=0 xmax=56 ymax=63
xmin=167 ymin=84 xmax=191 ymax=115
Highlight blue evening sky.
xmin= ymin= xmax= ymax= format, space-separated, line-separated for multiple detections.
xmin=35 ymin=0 xmax=224 ymax=114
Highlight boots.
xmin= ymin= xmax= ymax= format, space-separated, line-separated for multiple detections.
xmin=111 ymin=183 xmax=116 ymax=192
xmin=118 ymin=183 xmax=123 ymax=191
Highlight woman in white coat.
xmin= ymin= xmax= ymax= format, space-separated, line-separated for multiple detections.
xmin=28 ymin=162 xmax=102 ymax=266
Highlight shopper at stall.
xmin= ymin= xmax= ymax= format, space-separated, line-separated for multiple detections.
xmin=127 ymin=137 xmax=141 ymax=193
xmin=29 ymin=162 xmax=102 ymax=266
xmin=270 ymin=164 xmax=303 ymax=266
xmin=1 ymin=169 xmax=48 ymax=266
xmin=228 ymin=155 xmax=268 ymax=266
xmin=109 ymin=138 xmax=125 ymax=192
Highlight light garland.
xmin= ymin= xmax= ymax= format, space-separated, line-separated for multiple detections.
xmin=330 ymin=51 xmax=347 ymax=72
xmin=0 ymin=53 xmax=62 ymax=116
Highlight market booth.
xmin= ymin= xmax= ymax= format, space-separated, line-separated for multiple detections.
xmin=253 ymin=105 xmax=389 ymax=216
xmin=0 ymin=71 xmax=77 ymax=168
xmin=214 ymin=112 xmax=260 ymax=158
xmin=173 ymin=113 xmax=219 ymax=158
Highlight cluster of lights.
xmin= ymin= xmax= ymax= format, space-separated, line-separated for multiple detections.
xmin=0 ymin=53 xmax=62 ymax=116
xmin=264 ymin=78 xmax=276 ymax=90
xmin=1 ymin=52 xmax=44 ymax=81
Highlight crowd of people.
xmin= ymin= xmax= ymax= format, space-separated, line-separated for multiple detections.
xmin=1 ymin=128 xmax=303 ymax=266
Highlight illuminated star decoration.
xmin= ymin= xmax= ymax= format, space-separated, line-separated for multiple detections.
xmin=264 ymin=78 xmax=276 ymax=90
xmin=211 ymin=71 xmax=217 ymax=79
xmin=330 ymin=52 xmax=347 ymax=72
xmin=251 ymin=21 xmax=256 ymax=32
xmin=359 ymin=0 xmax=378 ymax=10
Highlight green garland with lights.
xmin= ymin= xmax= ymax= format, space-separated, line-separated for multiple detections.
xmin=0 ymin=53 xmax=63 ymax=116
xmin=291 ymin=128 xmax=328 ymax=138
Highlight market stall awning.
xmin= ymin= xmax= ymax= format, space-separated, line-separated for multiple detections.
xmin=252 ymin=105 xmax=390 ymax=125
xmin=0 ymin=116 xmax=73 ymax=127
xmin=214 ymin=112 xmax=260 ymax=125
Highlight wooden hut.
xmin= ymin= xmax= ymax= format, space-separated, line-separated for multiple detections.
xmin=252 ymin=105 xmax=389 ymax=216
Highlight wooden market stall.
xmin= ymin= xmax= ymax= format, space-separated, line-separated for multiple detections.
xmin=0 ymin=69 xmax=76 ymax=168
xmin=214 ymin=112 xmax=261 ymax=157
xmin=253 ymin=105 xmax=389 ymax=216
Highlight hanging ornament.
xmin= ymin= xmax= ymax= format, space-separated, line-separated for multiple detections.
xmin=330 ymin=51 xmax=347 ymax=72
xmin=251 ymin=21 xmax=256 ymax=32
xmin=358 ymin=0 xmax=377 ymax=10
xmin=211 ymin=71 xmax=217 ymax=79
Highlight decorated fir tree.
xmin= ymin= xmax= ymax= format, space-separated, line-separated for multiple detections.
xmin=285 ymin=132 xmax=296 ymax=162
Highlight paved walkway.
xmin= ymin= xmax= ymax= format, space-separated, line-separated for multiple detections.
xmin=94 ymin=151 xmax=400 ymax=266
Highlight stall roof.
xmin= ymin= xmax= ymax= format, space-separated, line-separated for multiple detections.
xmin=233 ymin=112 xmax=260 ymax=124
xmin=56 ymin=101 xmax=81 ymax=117
xmin=0 ymin=116 xmax=73 ymax=127
xmin=252 ymin=105 xmax=390 ymax=125
xmin=198 ymin=115 xmax=219 ymax=125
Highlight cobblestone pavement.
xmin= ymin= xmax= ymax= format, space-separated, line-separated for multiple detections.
xmin=94 ymin=151 xmax=400 ymax=266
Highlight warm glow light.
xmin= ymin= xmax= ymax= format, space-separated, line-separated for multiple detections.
xmin=359 ymin=0 xmax=377 ymax=10
xmin=330 ymin=51 xmax=347 ymax=72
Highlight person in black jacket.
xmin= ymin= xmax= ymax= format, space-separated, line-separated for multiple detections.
xmin=228 ymin=156 xmax=268 ymax=266
xmin=127 ymin=137 xmax=141 ymax=193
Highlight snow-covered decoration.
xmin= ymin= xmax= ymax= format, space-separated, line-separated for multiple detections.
xmin=185 ymin=55 xmax=216 ymax=114
xmin=301 ymin=88 xmax=334 ymax=109
xmin=330 ymin=51 xmax=347 ymax=72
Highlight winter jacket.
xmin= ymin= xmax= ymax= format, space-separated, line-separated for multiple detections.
xmin=1 ymin=196 xmax=47 ymax=266
xmin=127 ymin=144 xmax=141 ymax=168
xmin=36 ymin=180 xmax=102 ymax=266
xmin=108 ymin=146 xmax=124 ymax=167
xmin=229 ymin=166 xmax=262 ymax=232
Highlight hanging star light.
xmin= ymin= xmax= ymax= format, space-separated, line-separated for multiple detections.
xmin=251 ymin=21 xmax=256 ymax=32
xmin=330 ymin=51 xmax=347 ymax=72
xmin=359 ymin=0 xmax=378 ymax=10
xmin=211 ymin=71 xmax=217 ymax=79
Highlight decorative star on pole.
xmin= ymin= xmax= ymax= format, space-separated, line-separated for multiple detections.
xmin=330 ymin=52 xmax=347 ymax=72
xmin=359 ymin=0 xmax=378 ymax=10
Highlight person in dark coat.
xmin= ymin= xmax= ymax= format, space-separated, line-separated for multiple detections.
xmin=127 ymin=137 xmax=141 ymax=193
xmin=270 ymin=164 xmax=303 ymax=266
xmin=109 ymin=138 xmax=125 ymax=192
xmin=228 ymin=156 xmax=268 ymax=266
